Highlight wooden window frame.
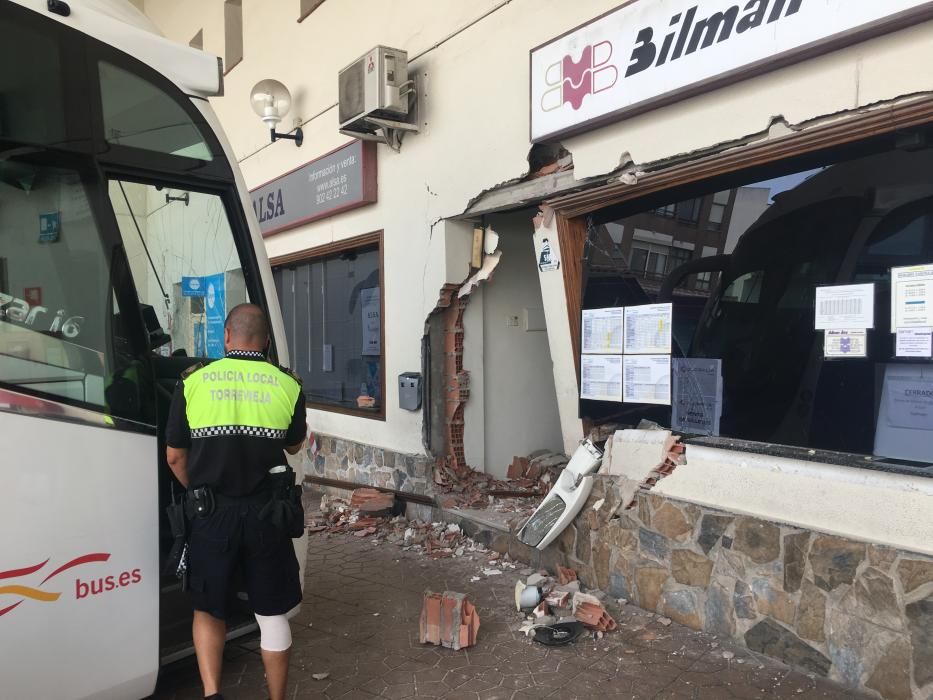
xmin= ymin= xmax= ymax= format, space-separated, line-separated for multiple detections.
xmin=550 ymin=95 xmax=933 ymax=385
xmin=270 ymin=230 xmax=386 ymax=421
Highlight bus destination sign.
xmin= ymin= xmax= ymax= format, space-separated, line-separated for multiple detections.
xmin=250 ymin=140 xmax=377 ymax=237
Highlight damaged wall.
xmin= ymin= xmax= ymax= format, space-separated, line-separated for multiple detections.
xmin=142 ymin=0 xmax=933 ymax=481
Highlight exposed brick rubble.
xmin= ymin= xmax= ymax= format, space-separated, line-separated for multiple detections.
xmin=433 ymin=450 xmax=568 ymax=511
xmin=307 ymin=491 xmax=497 ymax=560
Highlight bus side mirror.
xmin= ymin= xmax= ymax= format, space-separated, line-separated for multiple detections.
xmin=658 ymin=254 xmax=731 ymax=302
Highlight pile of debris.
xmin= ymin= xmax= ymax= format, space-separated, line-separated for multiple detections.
xmin=432 ymin=449 xmax=568 ymax=511
xmin=514 ymin=565 xmax=620 ymax=645
xmin=307 ymin=489 xmax=494 ymax=560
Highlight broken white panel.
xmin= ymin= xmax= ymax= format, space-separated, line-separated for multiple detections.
xmin=484 ymin=227 xmax=500 ymax=255
xmin=604 ymin=428 xmax=672 ymax=479
xmin=459 ymin=251 xmax=502 ymax=298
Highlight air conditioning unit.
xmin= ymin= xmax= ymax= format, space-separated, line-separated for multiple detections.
xmin=338 ymin=46 xmax=410 ymax=134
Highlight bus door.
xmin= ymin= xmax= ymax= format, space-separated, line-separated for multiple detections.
xmin=104 ymin=176 xmax=258 ymax=654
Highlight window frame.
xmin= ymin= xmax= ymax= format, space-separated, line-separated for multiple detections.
xmin=270 ymin=230 xmax=386 ymax=420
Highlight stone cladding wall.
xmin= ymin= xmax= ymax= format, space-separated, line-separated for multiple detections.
xmin=304 ymin=433 xmax=432 ymax=496
xmin=556 ymin=479 xmax=933 ymax=700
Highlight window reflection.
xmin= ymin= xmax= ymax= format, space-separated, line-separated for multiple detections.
xmin=585 ymin=146 xmax=933 ymax=464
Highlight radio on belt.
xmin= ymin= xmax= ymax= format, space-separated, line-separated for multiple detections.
xmin=398 ymin=372 xmax=422 ymax=411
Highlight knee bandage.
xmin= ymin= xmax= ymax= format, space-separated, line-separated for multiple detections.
xmin=254 ymin=613 xmax=292 ymax=652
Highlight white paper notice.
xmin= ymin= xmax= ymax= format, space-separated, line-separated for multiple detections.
xmin=896 ymin=328 xmax=933 ymax=358
xmin=580 ymin=355 xmax=623 ymax=402
xmin=361 ymin=288 xmax=381 ymax=356
xmin=623 ymin=355 xmax=671 ymax=405
xmin=891 ymin=264 xmax=933 ymax=330
xmin=815 ymin=283 xmax=874 ymax=330
xmin=823 ymin=329 xmax=868 ymax=358
xmin=582 ymin=308 xmax=624 ymax=354
xmin=624 ymin=303 xmax=673 ymax=354
xmin=885 ymin=378 xmax=933 ymax=431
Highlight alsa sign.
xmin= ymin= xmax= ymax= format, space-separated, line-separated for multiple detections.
xmin=530 ymin=0 xmax=933 ymax=142
xmin=250 ymin=140 xmax=377 ymax=237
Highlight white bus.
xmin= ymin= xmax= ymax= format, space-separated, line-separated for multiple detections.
xmin=0 ymin=1 xmax=305 ymax=697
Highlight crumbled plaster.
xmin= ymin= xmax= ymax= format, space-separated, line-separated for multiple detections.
xmin=459 ymin=251 xmax=502 ymax=299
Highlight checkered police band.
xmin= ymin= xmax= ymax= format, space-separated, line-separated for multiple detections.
xmin=191 ymin=425 xmax=287 ymax=439
xmin=226 ymin=350 xmax=266 ymax=359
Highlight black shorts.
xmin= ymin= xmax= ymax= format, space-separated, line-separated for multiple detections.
xmin=187 ymin=502 xmax=302 ymax=619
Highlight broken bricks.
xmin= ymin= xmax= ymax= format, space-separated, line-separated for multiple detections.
xmin=349 ymin=487 xmax=395 ymax=516
xmin=572 ymin=591 xmax=617 ymax=632
xmin=419 ymin=590 xmax=480 ymax=650
xmin=557 ymin=564 xmax=578 ymax=585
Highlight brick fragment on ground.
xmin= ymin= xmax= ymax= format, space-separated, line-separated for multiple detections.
xmin=349 ymin=487 xmax=394 ymax=515
xmin=419 ymin=590 xmax=480 ymax=650
xmin=557 ymin=564 xmax=578 ymax=585
xmin=572 ymin=591 xmax=617 ymax=632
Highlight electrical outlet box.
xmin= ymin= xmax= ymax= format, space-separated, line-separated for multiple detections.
xmin=398 ymin=372 xmax=422 ymax=411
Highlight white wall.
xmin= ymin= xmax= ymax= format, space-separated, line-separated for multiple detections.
xmin=477 ymin=212 xmax=563 ymax=477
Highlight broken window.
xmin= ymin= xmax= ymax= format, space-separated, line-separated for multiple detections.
xmin=273 ymin=235 xmax=383 ymax=417
xmin=584 ymin=129 xmax=933 ymax=467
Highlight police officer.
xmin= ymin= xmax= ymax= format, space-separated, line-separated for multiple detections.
xmin=165 ymin=303 xmax=307 ymax=700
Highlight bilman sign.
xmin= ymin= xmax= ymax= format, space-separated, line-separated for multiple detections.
xmin=530 ymin=0 xmax=933 ymax=142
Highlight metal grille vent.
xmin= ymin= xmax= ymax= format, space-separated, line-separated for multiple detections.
xmin=338 ymin=58 xmax=365 ymax=124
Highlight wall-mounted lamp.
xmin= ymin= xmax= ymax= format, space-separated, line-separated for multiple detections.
xmin=250 ymin=79 xmax=303 ymax=147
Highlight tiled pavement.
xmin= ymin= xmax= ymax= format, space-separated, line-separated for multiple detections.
xmin=152 ymin=531 xmax=872 ymax=700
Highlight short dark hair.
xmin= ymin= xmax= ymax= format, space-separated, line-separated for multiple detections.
xmin=225 ymin=303 xmax=269 ymax=345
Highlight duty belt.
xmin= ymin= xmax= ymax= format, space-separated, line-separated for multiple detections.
xmin=185 ymin=486 xmax=271 ymax=518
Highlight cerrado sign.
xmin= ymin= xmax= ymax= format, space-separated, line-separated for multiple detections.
xmin=530 ymin=0 xmax=933 ymax=142
xmin=250 ymin=140 xmax=377 ymax=237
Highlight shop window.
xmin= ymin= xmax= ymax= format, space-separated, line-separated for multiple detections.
xmin=585 ymin=142 xmax=933 ymax=467
xmin=299 ymin=0 xmax=327 ymax=22
xmin=224 ymin=0 xmax=243 ymax=73
xmin=272 ymin=235 xmax=383 ymax=418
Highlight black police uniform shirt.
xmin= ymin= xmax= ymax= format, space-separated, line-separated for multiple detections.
xmin=165 ymin=350 xmax=306 ymax=497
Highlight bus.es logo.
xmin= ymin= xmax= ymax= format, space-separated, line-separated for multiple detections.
xmin=540 ymin=41 xmax=618 ymax=113
xmin=0 ymin=553 xmax=143 ymax=619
